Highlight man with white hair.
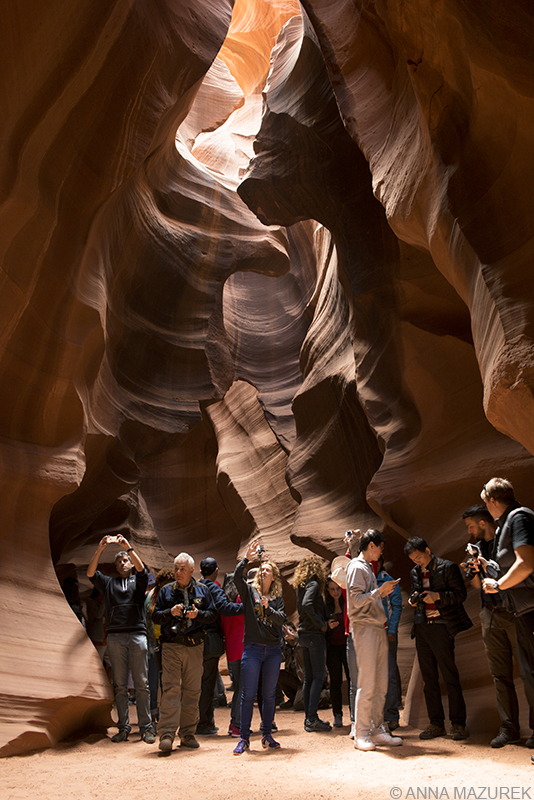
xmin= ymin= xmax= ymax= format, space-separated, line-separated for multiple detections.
xmin=152 ymin=552 xmax=216 ymax=752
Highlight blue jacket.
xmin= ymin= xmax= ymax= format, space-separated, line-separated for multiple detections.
xmin=376 ymin=568 xmax=402 ymax=636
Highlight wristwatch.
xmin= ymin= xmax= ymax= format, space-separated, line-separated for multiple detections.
xmin=492 ymin=580 xmax=500 ymax=591
xmin=127 ymin=547 xmax=134 ymax=553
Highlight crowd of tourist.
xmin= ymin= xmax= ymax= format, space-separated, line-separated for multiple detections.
xmin=77 ymin=476 xmax=534 ymax=762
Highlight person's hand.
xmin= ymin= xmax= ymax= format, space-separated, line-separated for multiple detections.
xmin=171 ymin=604 xmax=184 ymax=617
xmin=261 ymin=595 xmax=269 ymax=608
xmin=99 ymin=535 xmax=111 ymax=548
xmin=378 ymin=579 xmax=400 ymax=598
xmin=328 ymin=618 xmax=339 ymax=629
xmin=344 ymin=529 xmax=359 ymax=548
xmin=117 ymin=533 xmax=130 ymax=549
xmin=246 ymin=540 xmax=261 ymax=561
xmin=482 ymin=578 xmax=499 ymax=594
xmin=185 ymin=606 xmax=198 ymax=619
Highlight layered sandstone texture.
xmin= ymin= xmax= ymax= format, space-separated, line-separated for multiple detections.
xmin=1 ymin=0 xmax=534 ymax=754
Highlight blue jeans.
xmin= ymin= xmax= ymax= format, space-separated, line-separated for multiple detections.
xmin=299 ymin=632 xmax=326 ymax=721
xmin=229 ymin=659 xmax=242 ymax=727
xmin=107 ymin=632 xmax=152 ymax=732
xmin=240 ymin=643 xmax=282 ymax=740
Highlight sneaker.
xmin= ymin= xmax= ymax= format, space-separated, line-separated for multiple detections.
xmin=261 ymin=733 xmax=281 ymax=749
xmin=334 ymin=713 xmax=343 ymax=728
xmin=304 ymin=717 xmax=332 ymax=732
xmin=526 ymin=735 xmax=534 ymax=749
xmin=111 ymin=729 xmax=129 ymax=743
xmin=355 ymin=736 xmax=376 ymax=751
xmin=490 ymin=729 xmax=520 ymax=748
xmin=419 ymin=723 xmax=446 ymax=740
xmin=349 ymin=722 xmax=356 ymax=740
xmin=180 ymin=734 xmax=200 ymax=749
xmin=158 ymin=734 xmax=174 ymax=752
xmin=451 ymin=724 xmax=468 ymax=741
xmin=371 ymin=724 xmax=402 ymax=746
xmin=228 ymin=723 xmax=241 ymax=738
xmin=233 ymin=737 xmax=250 ymax=755
xmin=196 ymin=726 xmax=218 ymax=735
xmin=280 ymin=700 xmax=293 ymax=709
xmin=141 ymin=728 xmax=156 ymax=744
xmin=271 ymin=722 xmax=278 ymax=732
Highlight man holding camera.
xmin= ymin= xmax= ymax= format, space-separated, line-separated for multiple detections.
xmin=87 ymin=532 xmax=155 ymax=743
xmin=405 ymin=537 xmax=472 ymax=742
xmin=461 ymin=504 xmax=520 ymax=748
xmin=152 ymin=552 xmax=216 ymax=752
xmin=480 ymin=477 xmax=534 ymax=752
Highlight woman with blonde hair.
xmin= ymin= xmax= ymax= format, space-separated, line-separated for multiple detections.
xmin=294 ymin=554 xmax=333 ymax=732
xmin=232 ymin=540 xmax=286 ymax=755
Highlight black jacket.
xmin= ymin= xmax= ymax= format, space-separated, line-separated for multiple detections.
xmin=234 ymin=557 xmax=286 ymax=646
xmin=409 ymin=555 xmax=472 ymax=638
xmin=89 ymin=568 xmax=148 ymax=634
xmin=296 ymin=578 xmax=327 ymax=635
xmin=153 ymin=578 xmax=217 ymax=644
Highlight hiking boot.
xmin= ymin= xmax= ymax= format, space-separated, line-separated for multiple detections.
xmin=371 ymin=723 xmax=402 ymax=746
xmin=261 ymin=733 xmax=281 ymax=749
xmin=387 ymin=720 xmax=400 ymax=731
xmin=111 ymin=729 xmax=129 ymax=743
xmin=233 ymin=737 xmax=250 ymax=755
xmin=451 ymin=724 xmax=468 ymax=741
xmin=490 ymin=729 xmax=520 ymax=748
xmin=158 ymin=734 xmax=174 ymax=751
xmin=141 ymin=728 xmax=156 ymax=744
xmin=419 ymin=723 xmax=446 ymax=740
xmin=228 ymin=723 xmax=241 ymax=738
xmin=180 ymin=734 xmax=200 ymax=749
xmin=355 ymin=736 xmax=376 ymax=751
xmin=304 ymin=717 xmax=332 ymax=732
xmin=334 ymin=713 xmax=343 ymax=728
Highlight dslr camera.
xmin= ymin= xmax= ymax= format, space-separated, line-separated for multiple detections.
xmin=464 ymin=541 xmax=482 ymax=580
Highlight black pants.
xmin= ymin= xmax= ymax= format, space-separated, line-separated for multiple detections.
xmin=415 ymin=622 xmax=466 ymax=727
xmin=326 ymin=643 xmax=350 ymax=716
xmin=197 ymin=655 xmax=219 ymax=729
xmin=515 ymin=609 xmax=534 ymax=730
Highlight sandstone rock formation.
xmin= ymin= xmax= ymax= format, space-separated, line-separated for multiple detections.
xmin=1 ymin=0 xmax=534 ymax=754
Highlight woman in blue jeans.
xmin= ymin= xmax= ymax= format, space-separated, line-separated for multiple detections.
xmin=294 ymin=554 xmax=333 ymax=732
xmin=232 ymin=540 xmax=286 ymax=755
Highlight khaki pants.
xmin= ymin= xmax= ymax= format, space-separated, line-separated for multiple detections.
xmin=352 ymin=624 xmax=388 ymax=738
xmin=157 ymin=641 xmax=204 ymax=739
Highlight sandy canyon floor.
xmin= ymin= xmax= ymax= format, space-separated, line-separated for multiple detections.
xmin=2 ymin=702 xmax=533 ymax=800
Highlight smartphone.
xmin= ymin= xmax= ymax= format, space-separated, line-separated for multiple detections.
xmin=107 ymin=535 xmax=120 ymax=543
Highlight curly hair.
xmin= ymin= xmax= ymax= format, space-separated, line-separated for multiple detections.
xmin=252 ymin=561 xmax=283 ymax=598
xmin=293 ymin=554 xmax=328 ymax=592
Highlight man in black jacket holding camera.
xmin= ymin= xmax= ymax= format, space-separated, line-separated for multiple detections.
xmin=405 ymin=537 xmax=472 ymax=742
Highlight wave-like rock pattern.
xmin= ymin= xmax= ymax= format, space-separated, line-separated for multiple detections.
xmin=2 ymin=0 xmax=534 ymax=753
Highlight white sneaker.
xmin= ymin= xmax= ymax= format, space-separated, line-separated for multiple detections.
xmin=355 ymin=736 xmax=376 ymax=751
xmin=349 ymin=722 xmax=356 ymax=740
xmin=371 ymin=724 xmax=402 ymax=746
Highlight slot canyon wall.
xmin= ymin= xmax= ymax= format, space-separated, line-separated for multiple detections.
xmin=1 ymin=0 xmax=534 ymax=755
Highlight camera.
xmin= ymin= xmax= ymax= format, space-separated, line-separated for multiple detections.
xmin=409 ymin=590 xmax=427 ymax=604
xmin=257 ymin=544 xmax=265 ymax=556
xmin=464 ymin=541 xmax=481 ymax=580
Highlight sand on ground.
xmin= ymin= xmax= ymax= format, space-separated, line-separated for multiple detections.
xmin=1 ymin=702 xmax=533 ymax=800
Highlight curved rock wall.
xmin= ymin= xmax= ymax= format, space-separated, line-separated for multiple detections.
xmin=1 ymin=0 xmax=534 ymax=753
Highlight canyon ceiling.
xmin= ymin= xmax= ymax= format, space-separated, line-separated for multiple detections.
xmin=1 ymin=0 xmax=534 ymax=755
